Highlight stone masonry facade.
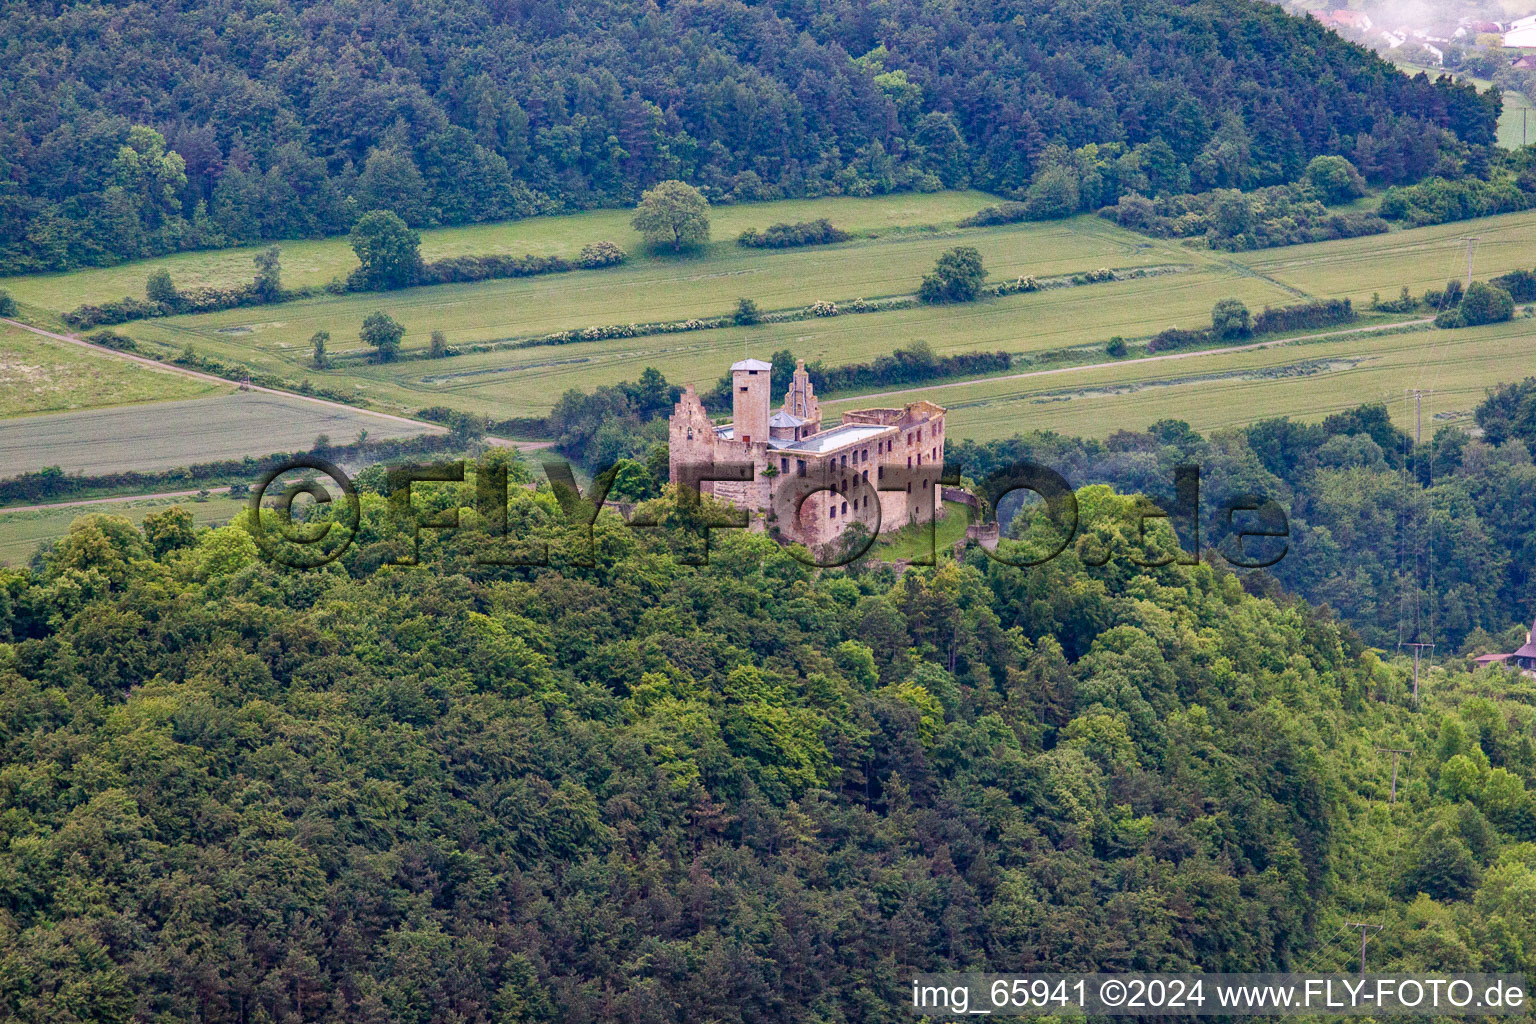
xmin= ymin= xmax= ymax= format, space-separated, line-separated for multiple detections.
xmin=669 ymin=357 xmax=947 ymax=549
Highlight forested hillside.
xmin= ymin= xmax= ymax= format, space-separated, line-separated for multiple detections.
xmin=0 ymin=0 xmax=1499 ymax=272
xmin=954 ymin=396 xmax=1536 ymax=657
xmin=5 ymin=465 xmax=1536 ymax=1021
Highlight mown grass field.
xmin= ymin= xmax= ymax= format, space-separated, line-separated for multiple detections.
xmin=94 ymin=202 xmax=1536 ymax=427
xmin=3 ymin=189 xmax=1534 ymax=464
xmin=261 ymin=264 xmax=1286 ymax=419
xmin=832 ymin=316 xmax=1535 ymax=441
xmin=0 ymin=494 xmax=247 ymax=566
xmin=0 ymin=392 xmax=433 ymax=475
xmin=0 ymin=192 xmax=1001 ymax=315
xmin=102 ymin=214 xmax=1244 ymax=419
xmin=0 ymin=321 xmax=224 ymax=419
xmin=1229 ymin=208 xmax=1536 ymax=305
xmin=1499 ymin=90 xmax=1534 ymax=151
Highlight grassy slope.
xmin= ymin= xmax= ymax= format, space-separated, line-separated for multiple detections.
xmin=105 ymin=213 xmax=1209 ymax=418
xmin=0 ymin=494 xmax=247 ymax=566
xmin=0 ymin=391 xmax=431 ymax=475
xmin=843 ymin=317 xmax=1531 ymax=441
xmin=1231 ymin=207 xmax=1536 ymax=303
xmin=874 ymin=500 xmax=973 ymax=560
xmin=6 ymin=192 xmax=1536 ymax=451
xmin=0 ymin=320 xmax=225 ymax=418
xmin=0 ymin=192 xmax=999 ymax=314
xmin=846 ymin=207 xmax=1536 ymax=441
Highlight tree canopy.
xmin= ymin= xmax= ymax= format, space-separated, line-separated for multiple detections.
xmin=360 ymin=311 xmax=405 ymax=362
xmin=4 ymin=463 xmax=1536 ymax=1021
xmin=350 ymin=211 xmax=422 ymax=290
xmin=631 ymin=180 xmax=711 ymax=250
xmin=919 ymin=246 xmax=986 ymax=303
xmin=0 ymin=0 xmax=1499 ymax=273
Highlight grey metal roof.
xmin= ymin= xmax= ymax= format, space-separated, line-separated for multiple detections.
xmin=731 ymin=358 xmax=772 ymax=372
xmin=769 ymin=410 xmax=806 ymax=427
xmin=779 ymin=423 xmax=891 ymax=454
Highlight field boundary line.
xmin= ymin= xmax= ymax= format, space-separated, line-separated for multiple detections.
xmin=2 ymin=317 xmax=448 ymax=433
xmin=0 ymin=487 xmax=234 ymax=515
xmin=823 ymin=317 xmax=1435 ymax=405
xmin=1 ymin=317 xmax=553 ymax=451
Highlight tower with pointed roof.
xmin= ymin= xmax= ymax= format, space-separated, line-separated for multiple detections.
xmin=668 ymin=354 xmax=948 ymax=549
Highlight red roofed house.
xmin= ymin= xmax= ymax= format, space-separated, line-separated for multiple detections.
xmin=1475 ymin=617 xmax=1536 ymax=676
xmin=1322 ymin=9 xmax=1374 ymax=30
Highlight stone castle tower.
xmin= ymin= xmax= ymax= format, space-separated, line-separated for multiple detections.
xmin=669 ymin=355 xmax=947 ymax=547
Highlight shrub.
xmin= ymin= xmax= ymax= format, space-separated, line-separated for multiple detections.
xmin=1106 ymin=337 xmax=1127 ymax=357
xmin=1100 ymin=181 xmax=1389 ymax=251
xmin=1491 ymin=268 xmax=1536 ymax=303
xmin=737 ymin=219 xmax=850 ymax=248
xmin=1456 ymin=281 xmax=1516 ymax=327
xmin=577 ymin=241 xmax=627 ymax=267
xmin=1251 ymin=299 xmax=1355 ymax=334
xmin=808 ymin=300 xmax=839 ymax=317
xmin=87 ymin=330 xmax=140 ymax=352
xmin=919 ymin=246 xmax=986 ymax=303
xmin=1378 ymin=189 xmax=1409 ymax=220
xmin=0 ymin=289 xmax=15 ymax=317
xmin=1211 ymin=298 xmax=1253 ymax=340
xmin=1372 ymin=287 xmax=1419 ymax=313
xmin=1424 ymin=280 xmax=1464 ymax=310
xmin=992 ymin=276 xmax=1040 ymax=296
xmin=417 ymin=253 xmax=570 ymax=285
xmin=734 ymin=297 xmax=762 ymax=325
xmin=958 ymin=202 xmax=1029 ymax=228
xmin=1147 ymin=326 xmax=1210 ymax=352
xmin=146 ymin=269 xmax=181 ymax=307
xmin=429 ymin=330 xmax=449 ymax=358
xmin=1303 ymin=155 xmax=1367 ymax=204
xmin=1022 ymin=165 xmax=1080 ymax=220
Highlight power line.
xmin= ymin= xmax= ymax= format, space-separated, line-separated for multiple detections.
xmin=1343 ymin=923 xmax=1383 ymax=977
xmin=1375 ymin=747 xmax=1411 ymax=803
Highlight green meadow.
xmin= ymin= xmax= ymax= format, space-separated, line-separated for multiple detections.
xmin=0 ymin=191 xmax=1000 ymax=315
xmin=105 ymin=212 xmax=1212 ymax=418
xmin=0 ymin=494 xmax=247 ymax=566
xmin=835 ymin=316 xmax=1535 ymax=441
xmin=3 ymin=189 xmax=1534 ymax=458
xmin=0 ymin=320 xmax=224 ymax=418
xmin=1230 ymin=208 xmax=1536 ymax=306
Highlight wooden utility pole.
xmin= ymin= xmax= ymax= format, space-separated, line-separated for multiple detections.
xmin=1400 ymin=642 xmax=1434 ymax=701
xmin=1464 ymin=236 xmax=1479 ymax=288
xmin=1405 ymin=388 xmax=1430 ymax=445
xmin=1344 ymin=923 xmax=1383 ymax=977
xmin=1375 ymin=747 xmax=1410 ymax=803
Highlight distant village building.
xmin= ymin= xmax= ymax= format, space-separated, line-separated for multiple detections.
xmin=1318 ymin=9 xmax=1373 ymax=31
xmin=669 ymin=357 xmax=947 ymax=549
xmin=1473 ymin=617 xmax=1536 ymax=676
xmin=1513 ymin=54 xmax=1536 ymax=69
xmin=1507 ymin=16 xmax=1536 ymax=46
